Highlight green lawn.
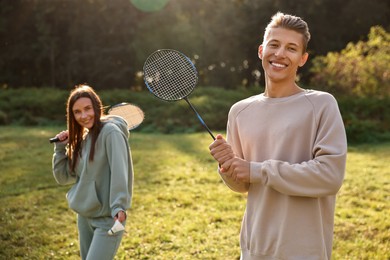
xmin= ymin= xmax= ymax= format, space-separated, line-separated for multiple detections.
xmin=0 ymin=126 xmax=389 ymax=259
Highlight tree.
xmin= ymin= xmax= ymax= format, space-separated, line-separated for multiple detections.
xmin=0 ymin=0 xmax=389 ymax=89
xmin=309 ymin=26 xmax=390 ymax=97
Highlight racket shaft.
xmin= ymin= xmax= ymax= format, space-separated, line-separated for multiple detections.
xmin=184 ymin=98 xmax=215 ymax=140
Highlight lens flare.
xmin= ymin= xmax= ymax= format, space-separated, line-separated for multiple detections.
xmin=130 ymin=0 xmax=170 ymax=12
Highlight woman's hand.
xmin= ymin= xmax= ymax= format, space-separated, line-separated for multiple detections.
xmin=114 ymin=210 xmax=127 ymax=223
xmin=55 ymin=130 xmax=69 ymax=144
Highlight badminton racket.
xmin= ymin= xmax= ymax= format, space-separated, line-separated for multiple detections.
xmin=143 ymin=49 xmax=215 ymax=140
xmin=107 ymin=102 xmax=145 ymax=131
xmin=49 ymin=102 xmax=144 ymax=143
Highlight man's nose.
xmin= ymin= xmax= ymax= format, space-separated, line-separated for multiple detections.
xmin=275 ymin=47 xmax=286 ymax=57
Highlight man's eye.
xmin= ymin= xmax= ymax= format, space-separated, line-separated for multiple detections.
xmin=287 ymin=45 xmax=299 ymax=52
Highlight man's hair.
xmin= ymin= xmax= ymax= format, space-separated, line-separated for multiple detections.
xmin=264 ymin=12 xmax=311 ymax=53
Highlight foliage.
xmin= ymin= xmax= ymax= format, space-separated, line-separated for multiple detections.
xmin=1 ymin=87 xmax=390 ymax=144
xmin=0 ymin=128 xmax=389 ymax=259
xmin=310 ymin=26 xmax=390 ymax=98
xmin=337 ymin=96 xmax=390 ymax=143
xmin=0 ymin=0 xmax=388 ymax=89
xmin=0 ymin=86 xmax=259 ymax=131
xmin=0 ymin=87 xmax=69 ymax=125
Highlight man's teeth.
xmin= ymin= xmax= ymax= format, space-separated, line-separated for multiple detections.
xmin=271 ymin=62 xmax=286 ymax=68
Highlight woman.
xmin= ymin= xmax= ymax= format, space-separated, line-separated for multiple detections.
xmin=52 ymin=84 xmax=133 ymax=259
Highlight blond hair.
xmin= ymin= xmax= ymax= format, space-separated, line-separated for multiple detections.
xmin=264 ymin=12 xmax=311 ymax=53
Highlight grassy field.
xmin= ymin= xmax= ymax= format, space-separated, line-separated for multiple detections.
xmin=0 ymin=126 xmax=389 ymax=259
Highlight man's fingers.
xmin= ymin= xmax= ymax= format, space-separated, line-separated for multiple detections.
xmin=209 ymin=134 xmax=226 ymax=149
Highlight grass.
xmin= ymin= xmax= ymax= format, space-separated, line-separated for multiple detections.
xmin=0 ymin=126 xmax=389 ymax=259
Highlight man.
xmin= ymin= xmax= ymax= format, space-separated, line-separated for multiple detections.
xmin=209 ymin=12 xmax=347 ymax=260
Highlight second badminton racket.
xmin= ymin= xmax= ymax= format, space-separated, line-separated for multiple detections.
xmin=143 ymin=49 xmax=215 ymax=140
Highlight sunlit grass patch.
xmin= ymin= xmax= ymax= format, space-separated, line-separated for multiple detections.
xmin=0 ymin=126 xmax=388 ymax=259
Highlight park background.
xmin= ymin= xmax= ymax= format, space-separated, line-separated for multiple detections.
xmin=0 ymin=0 xmax=389 ymax=259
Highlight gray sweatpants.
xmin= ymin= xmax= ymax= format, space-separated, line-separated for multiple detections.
xmin=77 ymin=214 xmax=125 ymax=260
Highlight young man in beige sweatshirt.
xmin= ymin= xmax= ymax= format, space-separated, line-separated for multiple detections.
xmin=209 ymin=12 xmax=347 ymax=260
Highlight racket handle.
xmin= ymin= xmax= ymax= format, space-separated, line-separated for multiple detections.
xmin=49 ymin=137 xmax=60 ymax=143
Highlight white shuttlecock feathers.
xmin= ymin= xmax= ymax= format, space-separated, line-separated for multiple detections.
xmin=108 ymin=220 xmax=125 ymax=235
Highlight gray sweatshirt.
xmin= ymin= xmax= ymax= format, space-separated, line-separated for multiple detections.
xmin=52 ymin=115 xmax=133 ymax=219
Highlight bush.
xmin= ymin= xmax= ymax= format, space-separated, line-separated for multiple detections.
xmin=310 ymin=26 xmax=390 ymax=98
xmin=338 ymin=96 xmax=390 ymax=143
xmin=1 ymin=87 xmax=389 ymax=144
xmin=0 ymin=88 xmax=68 ymax=125
xmin=0 ymin=110 xmax=8 ymax=124
xmin=0 ymin=86 xmax=257 ymax=130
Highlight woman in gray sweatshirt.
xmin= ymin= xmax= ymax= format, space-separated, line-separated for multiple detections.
xmin=52 ymin=84 xmax=133 ymax=260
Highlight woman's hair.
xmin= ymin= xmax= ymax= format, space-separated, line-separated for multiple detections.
xmin=264 ymin=12 xmax=311 ymax=53
xmin=66 ymin=84 xmax=104 ymax=172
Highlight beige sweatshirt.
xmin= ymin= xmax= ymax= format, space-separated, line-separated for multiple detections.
xmin=220 ymin=90 xmax=347 ymax=260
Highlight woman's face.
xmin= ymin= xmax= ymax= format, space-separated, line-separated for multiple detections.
xmin=72 ymin=97 xmax=95 ymax=129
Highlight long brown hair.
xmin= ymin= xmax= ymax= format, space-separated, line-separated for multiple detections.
xmin=66 ymin=84 xmax=104 ymax=172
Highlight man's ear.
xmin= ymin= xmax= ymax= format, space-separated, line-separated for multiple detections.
xmin=299 ymin=52 xmax=309 ymax=67
xmin=258 ymin=45 xmax=263 ymax=60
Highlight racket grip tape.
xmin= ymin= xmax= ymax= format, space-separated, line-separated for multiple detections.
xmin=49 ymin=137 xmax=60 ymax=143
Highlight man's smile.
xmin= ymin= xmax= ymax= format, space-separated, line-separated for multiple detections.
xmin=270 ymin=61 xmax=288 ymax=68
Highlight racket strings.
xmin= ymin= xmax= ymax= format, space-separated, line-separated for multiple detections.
xmin=144 ymin=50 xmax=197 ymax=101
xmin=109 ymin=104 xmax=144 ymax=130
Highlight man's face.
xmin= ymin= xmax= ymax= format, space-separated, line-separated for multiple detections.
xmin=258 ymin=27 xmax=308 ymax=83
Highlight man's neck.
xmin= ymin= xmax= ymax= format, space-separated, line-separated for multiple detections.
xmin=264 ymin=80 xmax=303 ymax=98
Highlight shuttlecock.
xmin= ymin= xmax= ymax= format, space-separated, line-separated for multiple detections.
xmin=108 ymin=220 xmax=125 ymax=235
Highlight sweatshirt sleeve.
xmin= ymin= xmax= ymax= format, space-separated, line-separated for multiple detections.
xmin=105 ymin=129 xmax=134 ymax=218
xmin=52 ymin=143 xmax=76 ymax=185
xmin=250 ymin=95 xmax=347 ymax=197
xmin=218 ymin=107 xmax=250 ymax=194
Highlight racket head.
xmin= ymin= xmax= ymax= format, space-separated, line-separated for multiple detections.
xmin=143 ymin=49 xmax=198 ymax=101
xmin=108 ymin=103 xmax=144 ymax=130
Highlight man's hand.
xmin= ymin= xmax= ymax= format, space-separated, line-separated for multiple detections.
xmin=209 ymin=134 xmax=251 ymax=183
xmin=228 ymin=157 xmax=251 ymax=183
xmin=209 ymin=134 xmax=235 ymax=170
